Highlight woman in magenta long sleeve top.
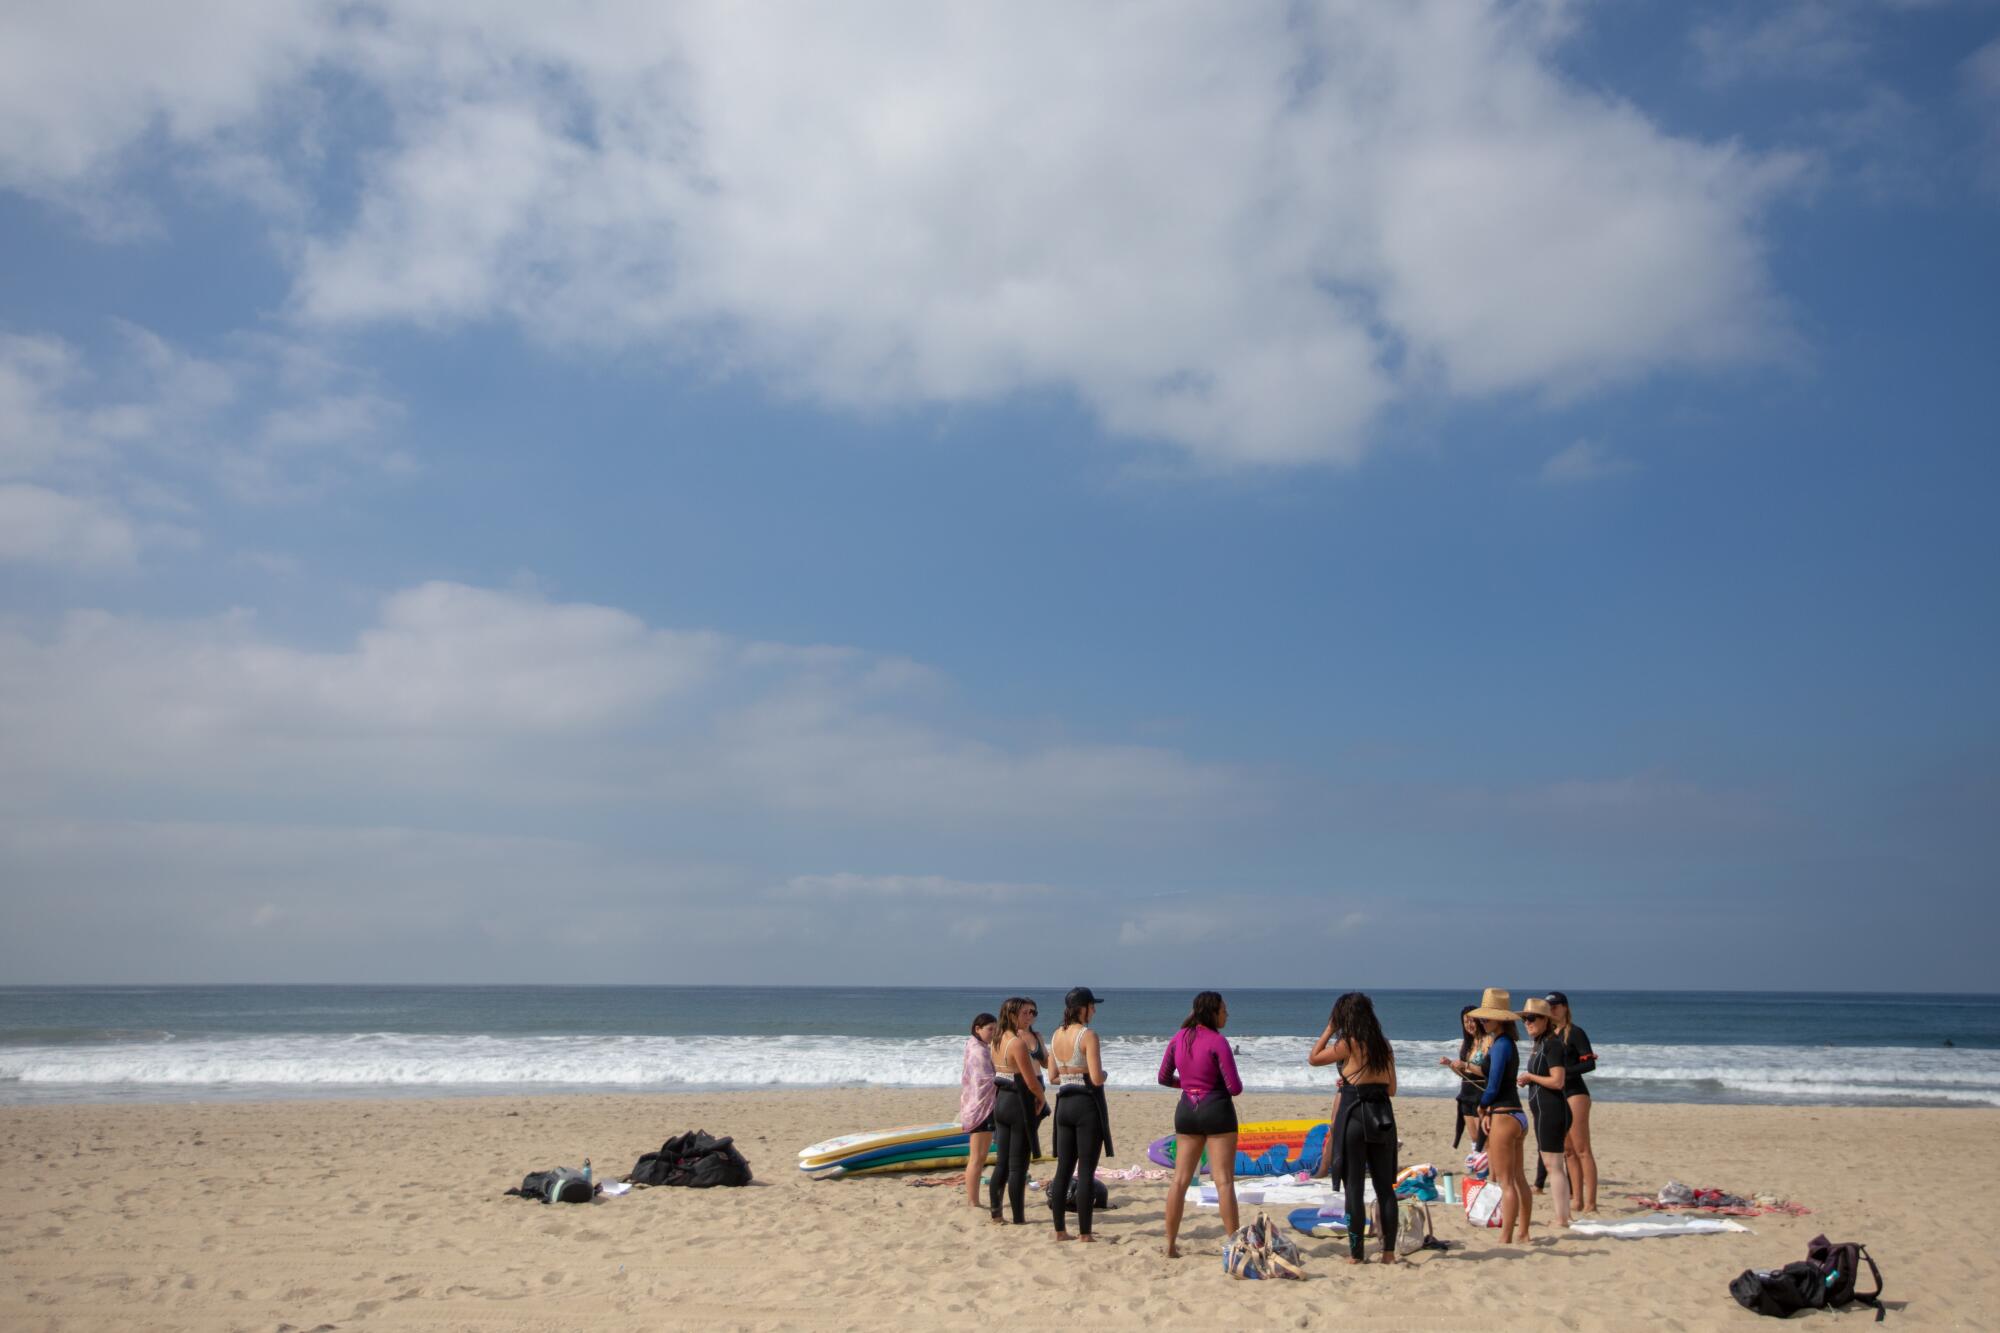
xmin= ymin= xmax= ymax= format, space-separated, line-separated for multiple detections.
xmin=1158 ymin=991 xmax=1242 ymax=1257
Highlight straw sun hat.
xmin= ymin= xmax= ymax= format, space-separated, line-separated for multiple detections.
xmin=1518 ymin=996 xmax=1554 ymax=1021
xmin=1468 ymin=987 xmax=1521 ymax=1022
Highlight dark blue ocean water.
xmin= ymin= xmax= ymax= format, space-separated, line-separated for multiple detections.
xmin=3 ymin=985 xmax=1995 ymax=1107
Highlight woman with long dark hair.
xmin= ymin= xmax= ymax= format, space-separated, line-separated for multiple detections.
xmin=987 ymin=997 xmax=1047 ymax=1224
xmin=1309 ymin=992 xmax=1399 ymax=1263
xmin=1047 ymin=987 xmax=1111 ymax=1241
xmin=1158 ymin=990 xmax=1242 ymax=1258
xmin=1547 ymin=991 xmax=1599 ymax=1213
xmin=1438 ymin=1002 xmax=1487 ymax=1151
xmin=959 ymin=1011 xmax=998 ymax=1209
xmin=1469 ymin=987 xmax=1532 ymax=1243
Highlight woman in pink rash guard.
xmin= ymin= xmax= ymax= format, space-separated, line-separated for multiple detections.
xmin=1157 ymin=990 xmax=1243 ymax=1258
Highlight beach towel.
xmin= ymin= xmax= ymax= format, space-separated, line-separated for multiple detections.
xmin=1189 ymin=1173 xmax=1358 ymax=1210
xmin=1631 ymin=1182 xmax=1810 ymax=1217
xmin=1569 ymin=1218 xmax=1751 ymax=1239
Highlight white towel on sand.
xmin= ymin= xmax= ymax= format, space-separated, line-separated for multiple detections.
xmin=1568 ymin=1218 xmax=1750 ymax=1239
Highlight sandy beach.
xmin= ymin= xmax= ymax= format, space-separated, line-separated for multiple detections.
xmin=1 ymin=1090 xmax=1987 ymax=1330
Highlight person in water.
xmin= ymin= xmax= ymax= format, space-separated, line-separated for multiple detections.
xmin=1309 ymin=992 xmax=1399 ymax=1264
xmin=1548 ymin=991 xmax=1599 ymax=1213
xmin=1158 ymin=990 xmax=1242 ymax=1259
xmin=959 ymin=1011 xmax=998 ymax=1209
xmin=988 ymin=997 xmax=1047 ymax=1224
xmin=1469 ymin=987 xmax=1533 ymax=1243
xmin=1516 ymin=997 xmax=1572 ymax=1228
xmin=1047 ymin=986 xmax=1111 ymax=1242
xmin=1439 ymin=1002 xmax=1488 ymax=1151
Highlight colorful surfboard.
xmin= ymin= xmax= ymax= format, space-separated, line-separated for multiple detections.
xmin=798 ymin=1131 xmax=975 ymax=1174
xmin=1146 ymin=1119 xmax=1330 ymax=1176
xmin=799 ymin=1122 xmax=965 ymax=1167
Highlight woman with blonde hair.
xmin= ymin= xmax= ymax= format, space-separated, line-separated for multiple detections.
xmin=1547 ymin=991 xmax=1599 ymax=1213
xmin=987 ymin=997 xmax=1047 ymax=1224
xmin=1469 ymin=987 xmax=1533 ymax=1243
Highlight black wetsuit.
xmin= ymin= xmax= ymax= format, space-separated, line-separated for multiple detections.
xmin=1047 ymin=1028 xmax=1110 ymax=1238
xmin=987 ymin=1074 xmax=1035 ymax=1223
xmin=1453 ymin=1034 xmax=1486 ymax=1149
xmin=1026 ymin=1033 xmax=1050 ymax=1157
xmin=1049 ymin=1094 xmax=1103 ymax=1236
xmin=1561 ymin=1026 xmax=1595 ymax=1100
xmin=1528 ymin=1033 xmax=1571 ymax=1156
xmin=1334 ymin=1082 xmax=1398 ymax=1259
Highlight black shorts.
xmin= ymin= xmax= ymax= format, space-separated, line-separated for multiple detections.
xmin=1174 ymin=1090 xmax=1238 ymax=1137
xmin=1532 ymin=1097 xmax=1570 ymax=1154
xmin=966 ymin=1111 xmax=994 ymax=1134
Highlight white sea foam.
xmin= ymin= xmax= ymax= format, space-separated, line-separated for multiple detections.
xmin=2 ymin=1033 xmax=1994 ymax=1106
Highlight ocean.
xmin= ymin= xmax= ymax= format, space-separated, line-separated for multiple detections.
xmin=3 ymin=985 xmax=1995 ymax=1108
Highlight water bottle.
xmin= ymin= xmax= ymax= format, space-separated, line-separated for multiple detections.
xmin=582 ymin=1158 xmax=592 ymax=1185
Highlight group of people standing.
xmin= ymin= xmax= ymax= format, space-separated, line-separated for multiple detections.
xmin=1441 ymin=987 xmax=1599 ymax=1244
xmin=959 ymin=988 xmax=1112 ymax=1240
xmin=955 ymin=986 xmax=1599 ymax=1260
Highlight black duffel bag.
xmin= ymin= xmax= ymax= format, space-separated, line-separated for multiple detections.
xmin=629 ymin=1130 xmax=753 ymax=1188
xmin=1730 ymin=1262 xmax=1828 ymax=1318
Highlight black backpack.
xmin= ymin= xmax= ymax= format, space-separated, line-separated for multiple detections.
xmin=506 ymin=1166 xmax=596 ymax=1204
xmin=1807 ymin=1234 xmax=1885 ymax=1320
xmin=629 ymin=1130 xmax=754 ymax=1188
xmin=1068 ymin=1176 xmax=1108 ymax=1209
xmin=1730 ymin=1236 xmax=1885 ymax=1322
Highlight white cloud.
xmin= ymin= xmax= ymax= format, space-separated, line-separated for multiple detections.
xmin=1540 ymin=438 xmax=1633 ymax=483
xmin=1115 ymin=890 xmax=1369 ymax=947
xmin=0 ymin=483 xmax=141 ymax=570
xmin=0 ymin=580 xmax=1243 ymax=825
xmin=781 ymin=873 xmax=1054 ymax=901
xmin=0 ymin=815 xmax=763 ymax=981
xmin=0 ymin=324 xmax=402 ymax=568
xmin=1691 ymin=2 xmax=1868 ymax=86
xmin=0 ymin=0 xmax=324 ymax=202
xmin=0 ymin=1 xmax=1798 ymax=468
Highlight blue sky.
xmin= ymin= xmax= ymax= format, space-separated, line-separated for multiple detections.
xmin=1 ymin=0 xmax=1995 ymax=989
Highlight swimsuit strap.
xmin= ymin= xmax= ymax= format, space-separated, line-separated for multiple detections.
xmin=1055 ymin=1025 xmax=1093 ymax=1080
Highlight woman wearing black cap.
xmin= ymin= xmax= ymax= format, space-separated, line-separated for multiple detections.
xmin=1547 ymin=992 xmax=1599 ymax=1213
xmin=1047 ymin=987 xmax=1111 ymax=1241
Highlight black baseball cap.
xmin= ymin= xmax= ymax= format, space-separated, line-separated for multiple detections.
xmin=1545 ymin=991 xmax=1570 ymax=1007
xmin=1066 ymin=987 xmax=1106 ymax=1009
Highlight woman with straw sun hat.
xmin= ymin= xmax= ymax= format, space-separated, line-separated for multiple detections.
xmin=1468 ymin=987 xmax=1534 ymax=1243
xmin=1516 ymin=996 xmax=1573 ymax=1228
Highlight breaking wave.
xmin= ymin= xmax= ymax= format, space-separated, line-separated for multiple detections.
xmin=3 ymin=1033 xmax=1995 ymax=1106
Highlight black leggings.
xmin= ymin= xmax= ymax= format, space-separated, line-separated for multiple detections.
xmin=988 ymin=1091 xmax=1032 ymax=1223
xmin=1342 ymin=1112 xmax=1398 ymax=1259
xmin=1532 ymin=1095 xmax=1570 ymax=1186
xmin=1048 ymin=1093 xmax=1103 ymax=1236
